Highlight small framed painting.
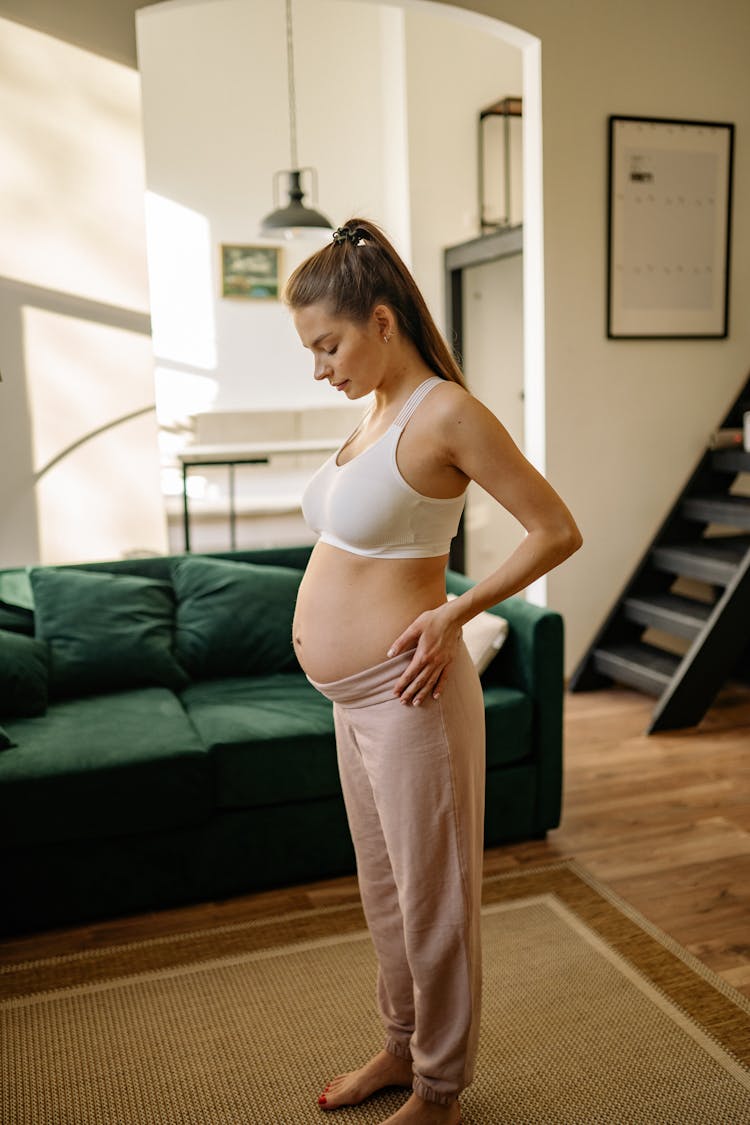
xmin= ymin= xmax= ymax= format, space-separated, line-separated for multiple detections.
xmin=607 ymin=116 xmax=734 ymax=339
xmin=220 ymin=244 xmax=281 ymax=300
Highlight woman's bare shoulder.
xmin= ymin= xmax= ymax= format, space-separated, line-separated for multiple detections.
xmin=427 ymin=378 xmax=473 ymax=414
xmin=427 ymin=380 xmax=500 ymax=433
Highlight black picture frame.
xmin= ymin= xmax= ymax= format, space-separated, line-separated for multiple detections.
xmin=607 ymin=115 xmax=734 ymax=339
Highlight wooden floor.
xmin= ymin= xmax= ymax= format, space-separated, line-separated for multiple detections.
xmin=2 ymin=683 xmax=749 ymax=998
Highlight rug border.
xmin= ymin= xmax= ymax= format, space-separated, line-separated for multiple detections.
xmin=0 ymin=900 xmax=366 ymax=975
xmin=2 ymin=859 xmax=748 ymax=1026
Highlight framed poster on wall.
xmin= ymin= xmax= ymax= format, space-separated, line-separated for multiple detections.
xmin=220 ymin=244 xmax=281 ymax=299
xmin=607 ymin=116 xmax=734 ymax=339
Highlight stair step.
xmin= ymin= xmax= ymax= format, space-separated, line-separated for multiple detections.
xmin=570 ymin=376 xmax=750 ymax=729
xmin=592 ymin=643 xmax=681 ymax=696
xmin=711 ymin=449 xmax=750 ymax=474
xmin=682 ymin=494 xmax=750 ymax=528
xmin=622 ymin=593 xmax=713 ymax=638
xmin=651 ymin=536 xmax=750 ymax=584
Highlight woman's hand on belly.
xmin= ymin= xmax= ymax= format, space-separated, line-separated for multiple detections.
xmin=387 ymin=601 xmax=464 ymax=706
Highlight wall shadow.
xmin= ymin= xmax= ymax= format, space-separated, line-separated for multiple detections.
xmin=0 ymin=274 xmax=152 ymax=567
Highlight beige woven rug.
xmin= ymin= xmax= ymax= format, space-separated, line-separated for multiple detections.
xmin=2 ymin=860 xmax=750 ymax=1124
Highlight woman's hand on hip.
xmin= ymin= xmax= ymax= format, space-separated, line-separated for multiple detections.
xmin=388 ymin=604 xmax=463 ymax=705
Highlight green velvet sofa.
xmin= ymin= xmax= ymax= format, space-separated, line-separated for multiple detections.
xmin=0 ymin=546 xmax=563 ymax=937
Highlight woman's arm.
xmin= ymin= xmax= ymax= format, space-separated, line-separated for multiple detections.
xmin=438 ymin=389 xmax=582 ymax=619
xmin=389 ymin=388 xmax=582 ymax=705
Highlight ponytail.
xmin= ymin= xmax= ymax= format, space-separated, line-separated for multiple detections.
xmin=283 ymin=217 xmax=467 ymax=389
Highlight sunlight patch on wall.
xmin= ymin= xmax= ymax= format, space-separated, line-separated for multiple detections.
xmin=144 ymin=192 xmax=217 ymax=373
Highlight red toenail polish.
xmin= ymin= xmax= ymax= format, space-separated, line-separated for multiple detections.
xmin=318 ymin=1095 xmax=327 ymax=1105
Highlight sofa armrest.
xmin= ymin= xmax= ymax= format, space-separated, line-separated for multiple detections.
xmin=446 ymin=570 xmax=564 ymax=831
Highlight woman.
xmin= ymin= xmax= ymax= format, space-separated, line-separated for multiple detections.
xmin=285 ymin=219 xmax=582 ymax=1125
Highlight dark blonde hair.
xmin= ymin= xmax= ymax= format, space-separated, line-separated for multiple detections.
xmin=283 ymin=217 xmax=467 ymax=389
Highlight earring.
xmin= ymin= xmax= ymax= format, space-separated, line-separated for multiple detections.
xmin=383 ymin=333 xmax=391 ymax=344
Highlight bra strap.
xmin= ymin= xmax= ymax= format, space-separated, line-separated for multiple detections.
xmin=392 ymin=376 xmax=444 ymax=430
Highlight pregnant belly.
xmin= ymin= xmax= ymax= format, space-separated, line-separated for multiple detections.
xmin=293 ymin=543 xmax=449 ymax=683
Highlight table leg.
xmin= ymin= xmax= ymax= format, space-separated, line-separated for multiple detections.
xmin=182 ymin=462 xmax=191 ymax=553
xmin=228 ymin=463 xmax=237 ymax=550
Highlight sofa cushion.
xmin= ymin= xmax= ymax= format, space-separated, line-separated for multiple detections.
xmin=171 ymin=556 xmax=303 ymax=679
xmin=181 ymin=673 xmax=532 ymax=808
xmin=180 ymin=674 xmax=338 ymax=808
xmin=0 ymin=629 xmax=49 ymax=718
xmin=0 ymin=687 xmax=211 ymax=848
xmin=28 ymin=567 xmax=189 ymax=699
xmin=483 ymin=684 xmax=533 ymax=768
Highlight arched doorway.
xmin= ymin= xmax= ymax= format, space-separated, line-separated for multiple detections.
xmin=137 ymin=0 xmax=545 ymax=596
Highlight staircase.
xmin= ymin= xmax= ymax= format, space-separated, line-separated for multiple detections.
xmin=569 ymin=375 xmax=750 ymax=733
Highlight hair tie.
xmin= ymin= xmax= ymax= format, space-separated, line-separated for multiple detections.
xmin=332 ymin=226 xmax=365 ymax=247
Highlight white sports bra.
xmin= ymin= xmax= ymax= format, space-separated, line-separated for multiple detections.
xmin=301 ymin=376 xmax=466 ymax=559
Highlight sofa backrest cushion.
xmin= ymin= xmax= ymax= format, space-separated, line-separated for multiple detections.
xmin=0 ymin=629 xmax=49 ymax=717
xmin=28 ymin=567 xmax=189 ymax=699
xmin=171 ymin=556 xmax=303 ymax=680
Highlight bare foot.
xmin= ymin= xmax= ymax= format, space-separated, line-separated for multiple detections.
xmin=381 ymin=1092 xmax=462 ymax=1124
xmin=317 ymin=1049 xmax=413 ymax=1110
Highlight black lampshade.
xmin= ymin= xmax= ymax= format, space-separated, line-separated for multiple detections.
xmin=260 ymin=170 xmax=332 ymax=233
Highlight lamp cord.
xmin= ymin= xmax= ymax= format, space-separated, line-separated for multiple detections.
xmin=285 ymin=0 xmax=298 ymax=170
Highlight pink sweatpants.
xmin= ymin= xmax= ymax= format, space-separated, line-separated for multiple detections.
xmin=307 ymin=638 xmax=486 ymax=1106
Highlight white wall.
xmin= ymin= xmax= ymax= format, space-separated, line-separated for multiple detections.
xmin=0 ymin=16 xmax=167 ymax=566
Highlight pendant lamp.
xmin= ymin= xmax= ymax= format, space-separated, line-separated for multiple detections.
xmin=260 ymin=0 xmax=332 ymax=236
